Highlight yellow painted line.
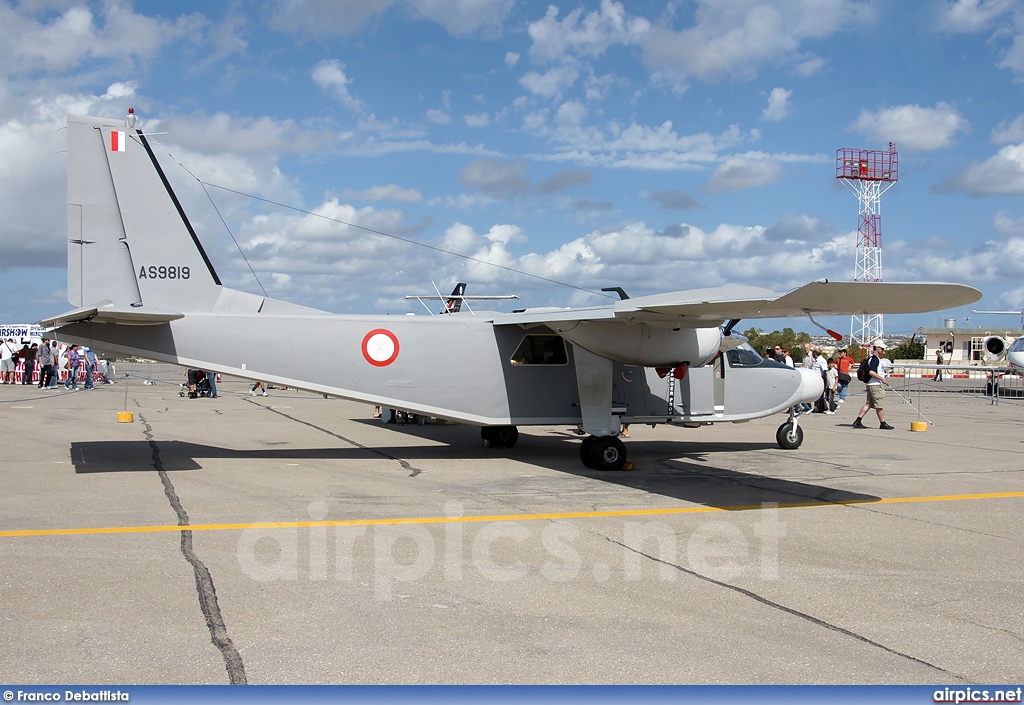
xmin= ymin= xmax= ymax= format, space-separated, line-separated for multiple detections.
xmin=2 ymin=490 xmax=1024 ymax=539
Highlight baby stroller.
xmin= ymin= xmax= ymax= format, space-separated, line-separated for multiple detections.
xmin=180 ymin=369 xmax=213 ymax=398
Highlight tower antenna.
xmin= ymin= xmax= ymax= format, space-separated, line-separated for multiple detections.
xmin=836 ymin=142 xmax=898 ymax=348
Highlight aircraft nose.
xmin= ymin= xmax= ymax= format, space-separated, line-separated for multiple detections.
xmin=796 ymin=367 xmax=824 ymax=404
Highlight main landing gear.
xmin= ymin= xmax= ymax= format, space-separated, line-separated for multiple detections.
xmin=579 ymin=434 xmax=627 ymax=471
xmin=481 ymin=425 xmax=519 ymax=448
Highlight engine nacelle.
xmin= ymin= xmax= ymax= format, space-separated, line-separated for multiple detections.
xmin=553 ymin=321 xmax=722 ymax=367
xmin=984 ymin=336 xmax=1007 ymax=361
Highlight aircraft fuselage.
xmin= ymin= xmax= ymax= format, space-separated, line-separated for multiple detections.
xmin=57 ymin=312 xmax=819 ymax=427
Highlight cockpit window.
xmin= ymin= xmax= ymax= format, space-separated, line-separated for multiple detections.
xmin=726 ymin=347 xmax=765 ymax=367
xmin=511 ymin=335 xmax=568 ymax=365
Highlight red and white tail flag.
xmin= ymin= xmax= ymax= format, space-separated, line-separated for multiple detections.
xmin=110 ymin=131 xmax=126 ymax=152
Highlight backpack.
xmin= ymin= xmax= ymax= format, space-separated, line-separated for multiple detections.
xmin=856 ymin=356 xmax=872 ymax=383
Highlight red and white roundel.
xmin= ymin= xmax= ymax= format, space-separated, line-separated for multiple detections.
xmin=361 ymin=329 xmax=400 ymax=367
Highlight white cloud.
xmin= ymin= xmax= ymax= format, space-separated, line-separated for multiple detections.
xmin=517 ymin=1 xmax=648 ymax=102
xmin=407 ymin=0 xmax=514 ymax=36
xmin=0 ymin=87 xmax=161 ymax=270
xmin=937 ymin=0 xmax=1024 ymax=77
xmin=894 ymin=236 xmax=1024 ymax=283
xmin=464 ymin=112 xmax=490 ymax=127
xmin=426 ymin=108 xmax=451 ymax=125
xmin=519 ymin=65 xmax=580 ymax=98
xmin=526 ymin=0 xmax=650 ymax=65
xmin=269 ymin=0 xmax=512 ymax=38
xmin=528 ymin=118 xmax=759 ymax=170
xmin=312 ymin=59 xmax=366 ymax=113
xmin=945 ymin=144 xmax=1024 ymax=195
xmin=555 ymin=99 xmax=588 ymax=126
xmin=992 ymin=114 xmax=1024 ymax=144
xmin=997 ymin=285 xmax=1024 ymax=310
xmin=153 ymin=112 xmax=334 ymax=154
xmin=269 ymin=0 xmax=398 ymax=37
xmin=642 ymin=0 xmax=871 ymax=84
xmin=939 ymin=0 xmax=1017 ymax=34
xmin=994 ymin=211 xmax=1024 ymax=235
xmin=705 ymin=156 xmax=782 ymax=192
xmin=0 ymin=4 xmax=204 ymax=74
xmin=793 ymin=55 xmax=827 ymax=77
xmin=344 ymin=185 xmax=424 ymax=203
xmin=505 ymin=51 xmax=520 ymax=68
xmin=426 ymin=90 xmax=452 ymax=124
xmin=850 ymin=102 xmax=970 ymax=151
xmin=761 ymin=87 xmax=792 ymax=122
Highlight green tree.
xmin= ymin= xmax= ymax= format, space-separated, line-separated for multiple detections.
xmin=886 ymin=338 xmax=925 ymax=361
xmin=742 ymin=327 xmax=812 ymax=361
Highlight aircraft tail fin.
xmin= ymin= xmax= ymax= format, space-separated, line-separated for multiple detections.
xmin=442 ymin=282 xmax=467 ymax=314
xmin=67 ymin=113 xmax=222 ymax=313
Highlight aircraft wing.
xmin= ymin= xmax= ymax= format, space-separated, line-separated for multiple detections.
xmin=41 ymin=305 xmax=184 ymax=328
xmin=493 ymin=281 xmax=982 ymax=327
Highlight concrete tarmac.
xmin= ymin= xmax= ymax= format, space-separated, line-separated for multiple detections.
xmin=1 ymin=370 xmax=1022 ymax=684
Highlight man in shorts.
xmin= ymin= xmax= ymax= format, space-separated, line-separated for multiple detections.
xmin=852 ymin=341 xmax=894 ymax=430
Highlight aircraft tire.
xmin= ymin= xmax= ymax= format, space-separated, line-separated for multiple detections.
xmin=589 ymin=436 xmax=626 ymax=471
xmin=482 ymin=425 xmax=519 ymax=448
xmin=579 ymin=436 xmax=597 ymax=468
xmin=776 ymin=421 xmax=803 ymax=450
xmin=493 ymin=425 xmax=519 ymax=448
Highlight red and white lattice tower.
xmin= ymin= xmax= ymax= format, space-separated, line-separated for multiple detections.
xmin=836 ymin=143 xmax=898 ymax=348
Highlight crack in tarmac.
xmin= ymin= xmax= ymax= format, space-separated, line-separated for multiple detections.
xmin=136 ymin=404 xmax=247 ymax=685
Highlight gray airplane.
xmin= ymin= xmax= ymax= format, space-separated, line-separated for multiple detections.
xmin=44 ymin=112 xmax=982 ymax=470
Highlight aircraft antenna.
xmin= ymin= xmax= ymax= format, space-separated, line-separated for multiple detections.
xmin=201 ymin=182 xmax=618 ymax=301
xmin=836 ymin=142 xmax=898 ymax=348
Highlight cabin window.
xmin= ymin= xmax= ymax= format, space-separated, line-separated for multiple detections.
xmin=511 ymin=335 xmax=567 ymax=365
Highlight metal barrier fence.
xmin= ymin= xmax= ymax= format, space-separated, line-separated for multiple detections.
xmin=883 ymin=363 xmax=1024 ymax=407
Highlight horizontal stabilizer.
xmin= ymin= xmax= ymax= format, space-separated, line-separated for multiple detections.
xmin=41 ymin=305 xmax=184 ymax=328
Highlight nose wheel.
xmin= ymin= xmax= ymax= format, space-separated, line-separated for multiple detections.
xmin=579 ymin=435 xmax=626 ymax=471
xmin=776 ymin=420 xmax=803 ymax=449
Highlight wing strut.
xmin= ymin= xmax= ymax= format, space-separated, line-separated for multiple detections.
xmin=571 ymin=344 xmax=619 ymax=437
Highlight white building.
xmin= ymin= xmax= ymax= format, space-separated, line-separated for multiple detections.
xmin=915 ymin=327 xmax=1021 ymax=364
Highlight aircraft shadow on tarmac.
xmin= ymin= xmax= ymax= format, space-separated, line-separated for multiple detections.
xmin=70 ymin=422 xmax=879 ymax=510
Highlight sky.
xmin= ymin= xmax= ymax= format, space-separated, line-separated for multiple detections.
xmin=2 ymin=0 xmax=1024 ymax=337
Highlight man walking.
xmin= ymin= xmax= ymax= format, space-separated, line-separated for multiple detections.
xmin=935 ymin=347 xmax=944 ymax=382
xmin=853 ymin=341 xmax=894 ymax=430
xmin=37 ymin=337 xmax=54 ymax=389
xmin=83 ymin=347 xmax=96 ymax=390
xmin=0 ymin=338 xmax=16 ymax=384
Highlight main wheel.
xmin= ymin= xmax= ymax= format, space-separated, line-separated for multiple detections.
xmin=492 ymin=425 xmax=518 ymax=448
xmin=579 ymin=435 xmax=597 ymax=468
xmin=481 ymin=425 xmax=519 ymax=448
xmin=589 ymin=436 xmax=627 ymax=471
xmin=776 ymin=421 xmax=803 ymax=450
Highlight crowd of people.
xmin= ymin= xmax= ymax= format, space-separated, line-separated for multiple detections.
xmin=768 ymin=341 xmax=892 ymax=429
xmin=0 ymin=337 xmax=104 ymax=390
